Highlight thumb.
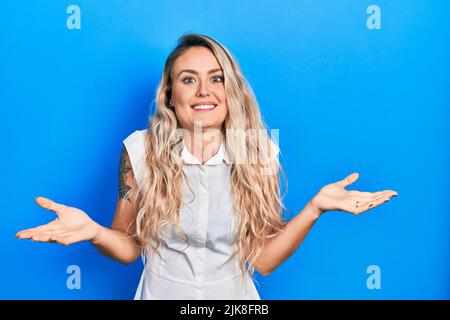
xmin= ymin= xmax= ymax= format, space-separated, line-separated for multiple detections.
xmin=335 ymin=172 xmax=359 ymax=188
xmin=35 ymin=196 xmax=66 ymax=215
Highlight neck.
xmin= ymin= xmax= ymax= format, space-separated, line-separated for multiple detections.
xmin=183 ymin=128 xmax=225 ymax=165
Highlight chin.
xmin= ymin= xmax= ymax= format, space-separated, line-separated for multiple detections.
xmin=196 ymin=123 xmax=223 ymax=131
xmin=191 ymin=116 xmax=224 ymax=127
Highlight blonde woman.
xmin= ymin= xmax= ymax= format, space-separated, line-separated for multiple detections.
xmin=16 ymin=33 xmax=398 ymax=300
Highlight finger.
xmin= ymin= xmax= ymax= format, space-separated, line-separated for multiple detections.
xmin=357 ymin=195 xmax=391 ymax=214
xmin=368 ymin=196 xmax=391 ymax=209
xmin=354 ymin=193 xmax=385 ymax=204
xmin=349 ymin=190 xmax=386 ymax=197
xmin=35 ymin=196 xmax=66 ymax=215
xmin=370 ymin=190 xmax=398 ymax=198
xmin=47 ymin=235 xmax=63 ymax=244
xmin=16 ymin=224 xmax=53 ymax=238
xmin=349 ymin=190 xmax=398 ymax=198
xmin=335 ymin=172 xmax=359 ymax=189
xmin=357 ymin=193 xmax=390 ymax=207
xmin=36 ymin=233 xmax=65 ymax=244
xmin=18 ymin=230 xmax=43 ymax=239
xmin=358 ymin=190 xmax=398 ymax=206
xmin=16 ymin=222 xmax=66 ymax=238
xmin=29 ymin=230 xmax=73 ymax=243
xmin=30 ymin=231 xmax=72 ymax=243
xmin=49 ymin=235 xmax=75 ymax=246
xmin=17 ymin=230 xmax=39 ymax=239
xmin=18 ymin=228 xmax=68 ymax=240
xmin=389 ymin=190 xmax=399 ymax=197
xmin=348 ymin=191 xmax=373 ymax=197
xmin=30 ymin=232 xmax=57 ymax=242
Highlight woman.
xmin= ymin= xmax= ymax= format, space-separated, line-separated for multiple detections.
xmin=16 ymin=33 xmax=398 ymax=300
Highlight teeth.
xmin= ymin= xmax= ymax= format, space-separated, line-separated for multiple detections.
xmin=192 ymin=104 xmax=216 ymax=110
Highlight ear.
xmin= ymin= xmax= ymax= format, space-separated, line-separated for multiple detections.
xmin=168 ymin=95 xmax=174 ymax=108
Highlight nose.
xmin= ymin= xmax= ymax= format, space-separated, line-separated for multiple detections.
xmin=196 ymin=79 xmax=210 ymax=97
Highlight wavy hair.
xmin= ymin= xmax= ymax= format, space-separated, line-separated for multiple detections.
xmin=130 ymin=33 xmax=290 ymax=285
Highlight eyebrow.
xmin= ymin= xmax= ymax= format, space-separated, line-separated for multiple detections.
xmin=176 ymin=68 xmax=223 ymax=78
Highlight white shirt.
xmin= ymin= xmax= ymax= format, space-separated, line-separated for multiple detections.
xmin=123 ymin=129 xmax=261 ymax=300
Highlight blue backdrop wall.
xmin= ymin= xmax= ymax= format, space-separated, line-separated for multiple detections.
xmin=1 ymin=0 xmax=449 ymax=299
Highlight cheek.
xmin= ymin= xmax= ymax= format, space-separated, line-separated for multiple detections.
xmin=218 ymin=89 xmax=228 ymax=110
xmin=221 ymin=94 xmax=228 ymax=113
xmin=221 ymin=102 xmax=229 ymax=114
xmin=217 ymin=103 xmax=229 ymax=121
xmin=173 ymin=106 xmax=192 ymax=126
xmin=172 ymin=86 xmax=192 ymax=103
xmin=218 ymin=96 xmax=228 ymax=118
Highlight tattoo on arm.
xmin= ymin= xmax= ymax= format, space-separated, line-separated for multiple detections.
xmin=119 ymin=146 xmax=132 ymax=203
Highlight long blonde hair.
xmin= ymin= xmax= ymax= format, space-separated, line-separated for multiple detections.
xmin=132 ymin=33 xmax=289 ymax=283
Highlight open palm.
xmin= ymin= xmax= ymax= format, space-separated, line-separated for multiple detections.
xmin=311 ymin=172 xmax=398 ymax=215
xmin=16 ymin=196 xmax=100 ymax=245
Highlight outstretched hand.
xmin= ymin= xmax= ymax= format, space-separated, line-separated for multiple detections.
xmin=310 ymin=172 xmax=398 ymax=216
xmin=16 ymin=196 xmax=101 ymax=246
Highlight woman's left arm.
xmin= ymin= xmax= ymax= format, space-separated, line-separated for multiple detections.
xmin=254 ymin=172 xmax=398 ymax=276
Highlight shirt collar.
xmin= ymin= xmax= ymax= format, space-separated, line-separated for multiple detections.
xmin=181 ymin=141 xmax=231 ymax=165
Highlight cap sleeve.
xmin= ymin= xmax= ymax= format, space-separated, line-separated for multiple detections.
xmin=123 ymin=129 xmax=148 ymax=187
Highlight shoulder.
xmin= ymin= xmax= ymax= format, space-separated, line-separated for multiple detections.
xmin=123 ymin=128 xmax=148 ymax=146
xmin=122 ymin=129 xmax=148 ymax=165
xmin=122 ymin=129 xmax=149 ymax=184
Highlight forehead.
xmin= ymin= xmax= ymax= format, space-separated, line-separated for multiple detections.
xmin=172 ymin=47 xmax=222 ymax=75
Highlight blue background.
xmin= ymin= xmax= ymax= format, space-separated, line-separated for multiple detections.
xmin=1 ymin=0 xmax=449 ymax=299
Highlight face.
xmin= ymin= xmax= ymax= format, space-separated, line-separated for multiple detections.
xmin=170 ymin=46 xmax=228 ymax=133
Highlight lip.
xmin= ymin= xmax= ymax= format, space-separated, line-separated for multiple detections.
xmin=191 ymin=102 xmax=218 ymax=112
xmin=191 ymin=105 xmax=218 ymax=112
xmin=191 ymin=102 xmax=218 ymax=107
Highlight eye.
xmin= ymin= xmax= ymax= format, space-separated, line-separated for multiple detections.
xmin=212 ymin=75 xmax=224 ymax=83
xmin=181 ymin=75 xmax=224 ymax=84
xmin=181 ymin=77 xmax=195 ymax=84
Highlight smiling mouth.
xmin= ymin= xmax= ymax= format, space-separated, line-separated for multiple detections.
xmin=191 ymin=104 xmax=217 ymax=111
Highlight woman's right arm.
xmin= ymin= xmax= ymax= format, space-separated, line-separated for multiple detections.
xmin=89 ymin=145 xmax=142 ymax=264
xmin=16 ymin=145 xmax=143 ymax=265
